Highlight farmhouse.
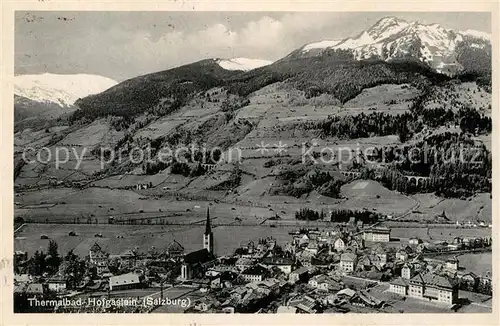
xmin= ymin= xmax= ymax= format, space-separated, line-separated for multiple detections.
xmin=46 ymin=276 xmax=67 ymax=292
xmin=89 ymin=242 xmax=110 ymax=275
xmin=305 ymin=240 xmax=319 ymax=254
xmin=166 ymin=240 xmax=185 ymax=257
xmin=308 ymin=275 xmax=341 ymax=292
xmin=396 ymin=246 xmax=413 ymax=262
xmin=109 ymin=272 xmax=142 ymax=291
xmin=333 ymin=237 xmax=347 ymax=252
xmin=363 ymin=227 xmax=390 ymax=242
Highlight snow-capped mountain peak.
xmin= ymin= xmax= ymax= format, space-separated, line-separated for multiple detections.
xmin=366 ymin=16 xmax=410 ymax=41
xmin=296 ymin=16 xmax=490 ymax=76
xmin=216 ymin=57 xmax=273 ymax=71
xmin=14 ymin=73 xmax=118 ymax=107
xmin=458 ymin=29 xmax=491 ymax=41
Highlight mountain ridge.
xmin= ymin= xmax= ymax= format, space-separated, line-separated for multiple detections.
xmin=291 ymin=16 xmax=491 ymax=76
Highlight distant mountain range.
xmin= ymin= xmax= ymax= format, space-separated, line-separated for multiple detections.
xmin=288 ymin=16 xmax=491 ymax=76
xmin=14 ymin=73 xmax=117 ymax=130
xmin=14 ymin=73 xmax=118 ymax=107
xmin=15 ymin=16 xmax=491 ymax=128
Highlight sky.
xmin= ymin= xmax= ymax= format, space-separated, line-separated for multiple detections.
xmin=15 ymin=11 xmax=491 ymax=82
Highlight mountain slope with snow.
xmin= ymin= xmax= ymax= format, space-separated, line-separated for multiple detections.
xmin=216 ymin=58 xmax=273 ymax=71
xmin=293 ymin=16 xmax=491 ymax=76
xmin=14 ymin=73 xmax=118 ymax=107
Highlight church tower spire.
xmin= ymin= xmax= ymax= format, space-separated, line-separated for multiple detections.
xmin=203 ymin=207 xmax=214 ymax=254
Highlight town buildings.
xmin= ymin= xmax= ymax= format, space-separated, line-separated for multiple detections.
xmin=340 ymin=252 xmax=357 ymax=273
xmin=241 ymin=265 xmax=269 ymax=282
xmin=289 ymin=266 xmax=309 ymax=284
xmin=408 ymin=273 xmax=459 ymax=304
xmin=363 ymin=227 xmax=390 ymax=242
xmin=262 ymin=257 xmax=294 ymax=274
xmin=389 ymin=277 xmax=409 ymax=296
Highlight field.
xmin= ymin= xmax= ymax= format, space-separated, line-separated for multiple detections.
xmin=15 ymin=222 xmax=491 ymax=261
xmin=433 ymin=252 xmax=492 ymax=277
xmin=58 ymin=119 xmax=124 ymax=148
xmin=343 ymin=83 xmax=420 ymax=115
xmin=338 ymin=180 xmax=416 ymax=216
xmin=133 ymin=117 xmax=187 ymax=140
xmin=404 ymin=193 xmax=492 ymax=223
xmin=389 ymin=227 xmax=491 ymax=242
xmin=423 ymin=81 xmax=491 ymax=115
xmin=14 ymin=223 xmax=300 ymax=258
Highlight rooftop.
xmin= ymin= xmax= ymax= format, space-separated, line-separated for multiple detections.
xmin=390 ymin=277 xmax=409 ymax=287
xmin=410 ymin=272 xmax=457 ymax=289
xmin=340 ymin=252 xmax=357 ymax=262
xmin=262 ymin=256 xmax=294 ymax=266
xmin=184 ymin=248 xmax=215 ymax=265
xmin=109 ymin=273 xmax=141 ymax=286
xmin=242 ymin=265 xmax=268 ymax=276
xmin=364 ymin=227 xmax=391 ymax=234
xmin=291 ymin=266 xmax=309 ymax=275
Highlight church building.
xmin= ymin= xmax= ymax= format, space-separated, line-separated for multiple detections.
xmin=180 ymin=207 xmax=216 ymax=280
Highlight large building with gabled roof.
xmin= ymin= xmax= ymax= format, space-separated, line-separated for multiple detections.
xmin=408 ymin=272 xmax=459 ymax=304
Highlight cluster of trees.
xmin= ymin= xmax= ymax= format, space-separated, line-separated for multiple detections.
xmin=316 ymin=111 xmax=418 ymax=141
xmin=369 ymin=132 xmax=492 ymax=197
xmin=170 ymin=161 xmax=195 ymax=177
xmin=293 ymin=207 xmax=381 ymax=224
xmin=419 ymin=106 xmax=491 ymax=135
xmin=59 ymin=250 xmax=88 ymax=289
xmin=295 ymin=208 xmax=327 ymax=221
xmin=25 ymin=241 xmax=61 ymax=276
xmin=207 ymin=167 xmax=242 ymax=191
xmin=329 ymin=209 xmax=381 ymax=224
xmin=458 ymin=278 xmax=492 ymax=296
xmin=457 ymin=107 xmax=491 ymax=135
xmin=108 ymin=115 xmax=135 ymax=131
xmin=291 ymin=59 xmax=443 ymax=103
xmin=221 ymin=97 xmax=250 ymax=112
xmin=272 ymin=167 xmax=348 ymax=198
xmin=143 ymin=160 xmax=170 ymax=175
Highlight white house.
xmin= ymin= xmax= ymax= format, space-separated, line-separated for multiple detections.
xmin=340 ymin=253 xmax=357 ymax=273
xmin=333 ymin=238 xmax=346 ymax=252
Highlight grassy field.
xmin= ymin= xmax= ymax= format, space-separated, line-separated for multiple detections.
xmin=15 ymin=221 xmax=491 ymax=263
xmin=14 ymin=223 xmax=299 ymax=258
xmin=433 ymin=252 xmax=492 ymax=277
xmin=404 ymin=193 xmax=492 ymax=223
xmin=133 ymin=117 xmax=188 ymax=140
xmin=58 ymin=119 xmax=124 ymax=148
xmin=389 ymin=226 xmax=491 ymax=242
xmin=339 ymin=180 xmax=416 ymax=216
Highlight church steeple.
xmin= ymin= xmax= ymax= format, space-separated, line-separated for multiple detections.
xmin=205 ymin=207 xmax=212 ymax=235
xmin=203 ymin=207 xmax=214 ymax=254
